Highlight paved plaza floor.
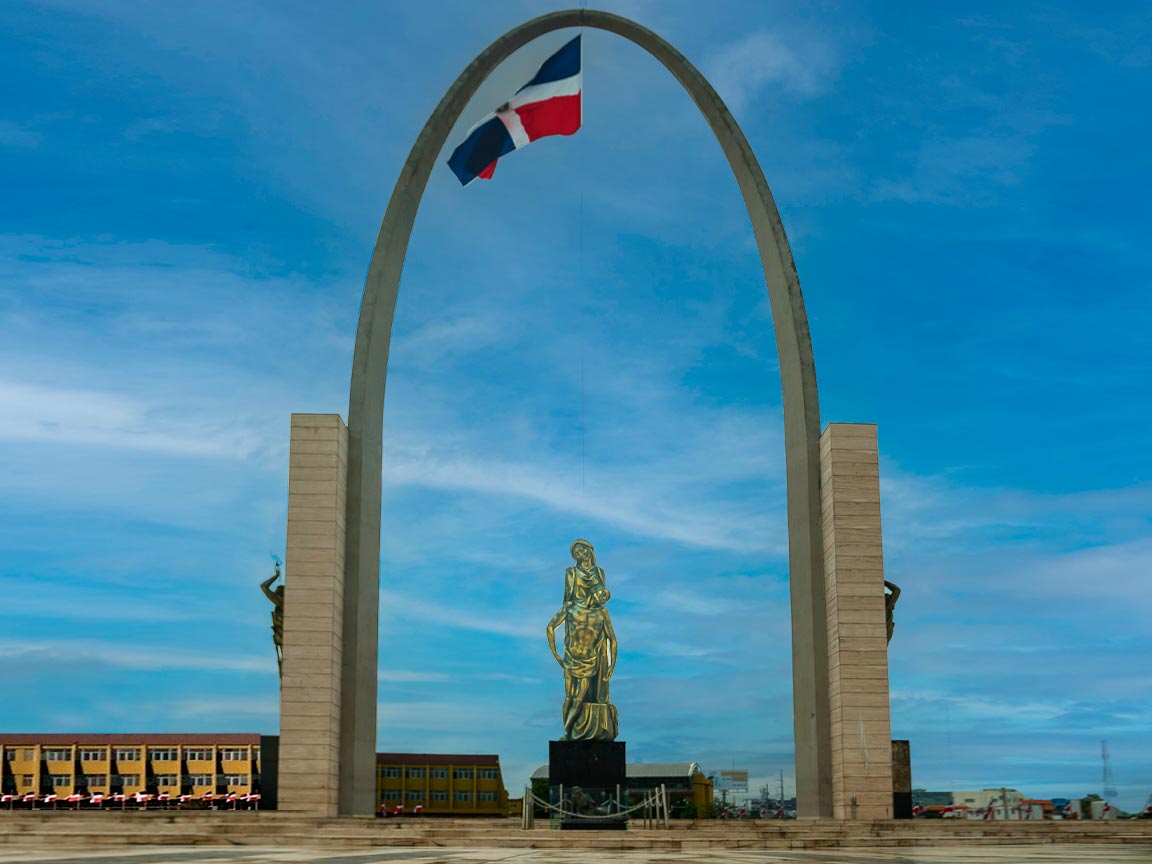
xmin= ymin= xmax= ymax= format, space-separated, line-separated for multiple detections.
xmin=0 ymin=846 xmax=1149 ymax=864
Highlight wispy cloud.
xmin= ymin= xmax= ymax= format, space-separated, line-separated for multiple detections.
xmin=383 ymin=436 xmax=785 ymax=554
xmin=706 ymin=29 xmax=839 ymax=113
xmin=0 ymin=378 xmax=263 ymax=457
xmin=0 ymin=642 xmax=272 ymax=675
xmin=0 ymin=120 xmax=42 ymax=148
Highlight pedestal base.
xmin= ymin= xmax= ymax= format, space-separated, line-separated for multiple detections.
xmin=549 ymin=740 xmax=627 ymax=830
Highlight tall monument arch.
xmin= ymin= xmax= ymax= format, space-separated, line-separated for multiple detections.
xmin=340 ymin=9 xmax=831 ymax=817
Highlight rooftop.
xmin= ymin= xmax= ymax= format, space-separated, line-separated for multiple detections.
xmin=0 ymin=734 xmax=261 ymax=745
xmin=376 ymin=753 xmax=500 ymax=766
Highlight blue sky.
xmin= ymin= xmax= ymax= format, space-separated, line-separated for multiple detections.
xmin=1 ymin=0 xmax=1149 ymax=811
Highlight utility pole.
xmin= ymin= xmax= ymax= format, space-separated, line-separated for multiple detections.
xmin=779 ymin=770 xmax=784 ymax=803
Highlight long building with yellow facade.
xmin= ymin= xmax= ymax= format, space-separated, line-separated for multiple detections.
xmin=376 ymin=753 xmax=509 ymax=815
xmin=0 ymin=734 xmax=268 ymax=801
xmin=1 ymin=736 xmax=515 ymax=815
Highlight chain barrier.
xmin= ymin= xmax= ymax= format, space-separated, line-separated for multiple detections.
xmin=522 ymin=784 xmax=669 ymax=828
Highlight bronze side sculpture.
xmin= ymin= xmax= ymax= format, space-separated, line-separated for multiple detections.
xmin=261 ymin=562 xmax=285 ymax=679
xmin=546 ymin=539 xmax=618 ymax=740
xmin=884 ymin=580 xmax=901 ymax=644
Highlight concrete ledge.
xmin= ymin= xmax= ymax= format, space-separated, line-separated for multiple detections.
xmin=0 ymin=813 xmax=1150 ymax=851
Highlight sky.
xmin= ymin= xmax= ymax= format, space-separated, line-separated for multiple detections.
xmin=1 ymin=0 xmax=1150 ymax=812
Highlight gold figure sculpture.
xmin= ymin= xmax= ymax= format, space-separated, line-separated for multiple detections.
xmin=546 ymin=539 xmax=618 ymax=741
xmin=884 ymin=579 xmax=901 ymax=644
xmin=261 ymin=562 xmax=285 ymax=679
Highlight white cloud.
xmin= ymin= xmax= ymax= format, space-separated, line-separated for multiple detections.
xmin=383 ymin=440 xmax=784 ymax=553
xmin=0 ymin=378 xmax=264 ymax=458
xmin=0 ymin=641 xmax=272 ymax=674
xmin=380 ymin=588 xmax=539 ymax=640
xmin=0 ymin=121 xmax=42 ymax=148
xmin=870 ymin=133 xmax=1035 ymax=205
xmin=167 ymin=697 xmax=279 ymax=719
xmin=706 ymin=29 xmax=839 ymax=113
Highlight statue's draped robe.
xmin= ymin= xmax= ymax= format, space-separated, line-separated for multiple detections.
xmin=559 ymin=564 xmax=618 ymax=740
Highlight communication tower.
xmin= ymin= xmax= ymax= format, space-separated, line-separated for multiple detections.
xmin=1101 ymin=739 xmax=1118 ymax=800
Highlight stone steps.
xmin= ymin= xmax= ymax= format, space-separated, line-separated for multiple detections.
xmin=2 ymin=814 xmax=1150 ymax=850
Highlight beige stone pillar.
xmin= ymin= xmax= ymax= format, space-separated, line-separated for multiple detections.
xmin=821 ymin=423 xmax=893 ymax=819
xmin=278 ymin=414 xmax=347 ymax=816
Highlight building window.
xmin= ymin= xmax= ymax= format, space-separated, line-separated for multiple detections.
xmin=381 ymin=767 xmax=401 ymax=778
xmin=479 ymin=769 xmax=498 ymax=780
xmin=186 ymin=774 xmax=212 ymax=786
xmin=452 ymin=769 xmax=473 ymax=780
xmin=44 ymin=749 xmax=71 ymax=761
xmin=406 ymin=767 xmax=425 ymax=779
xmin=24 ymin=749 xmax=34 ymax=761
xmin=183 ymin=748 xmax=212 ymax=761
xmin=382 ymin=790 xmax=401 ymax=801
xmin=22 ymin=775 xmax=33 ymax=786
xmin=454 ymin=791 xmax=472 ymax=802
xmin=148 ymin=748 xmax=178 ymax=761
xmin=223 ymin=774 xmax=247 ymax=786
xmin=3 ymin=748 xmax=16 ymax=760
xmin=80 ymin=774 xmax=107 ymax=787
xmin=430 ymin=790 xmax=448 ymax=801
xmin=406 ymin=790 xmax=424 ymax=801
xmin=430 ymin=768 xmax=448 ymax=779
xmin=220 ymin=748 xmax=247 ymax=761
xmin=50 ymin=775 xmax=70 ymax=787
xmin=79 ymin=748 xmax=107 ymax=761
xmin=114 ymin=748 xmax=140 ymax=761
xmin=117 ymin=774 xmax=140 ymax=786
xmin=479 ymin=791 xmax=497 ymax=802
xmin=252 ymin=747 xmax=260 ymax=759
xmin=154 ymin=774 xmax=177 ymax=786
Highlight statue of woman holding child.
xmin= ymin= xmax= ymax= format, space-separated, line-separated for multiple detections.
xmin=545 ymin=539 xmax=618 ymax=741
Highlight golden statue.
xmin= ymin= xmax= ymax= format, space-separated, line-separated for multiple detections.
xmin=261 ymin=562 xmax=285 ymax=679
xmin=546 ymin=539 xmax=618 ymax=741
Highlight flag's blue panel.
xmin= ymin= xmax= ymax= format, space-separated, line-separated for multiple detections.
xmin=447 ymin=116 xmax=516 ymax=185
xmin=517 ymin=35 xmax=581 ymax=92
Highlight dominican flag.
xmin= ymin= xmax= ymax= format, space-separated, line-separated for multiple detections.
xmin=448 ymin=35 xmax=581 ymax=185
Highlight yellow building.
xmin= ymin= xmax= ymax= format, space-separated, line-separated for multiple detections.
xmin=376 ymin=753 xmax=509 ymax=816
xmin=0 ymin=734 xmax=266 ymax=801
xmin=2 ymin=737 xmax=517 ymax=815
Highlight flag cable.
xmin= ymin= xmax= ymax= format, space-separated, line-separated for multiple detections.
xmin=578 ymin=29 xmax=586 ymax=493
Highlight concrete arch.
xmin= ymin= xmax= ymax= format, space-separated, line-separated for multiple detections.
xmin=342 ymin=9 xmax=831 ymax=817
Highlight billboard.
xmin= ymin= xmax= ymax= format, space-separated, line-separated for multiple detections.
xmin=707 ymin=769 xmax=750 ymax=793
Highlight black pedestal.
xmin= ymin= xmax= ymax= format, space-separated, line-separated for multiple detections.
xmin=549 ymin=740 xmax=627 ymax=830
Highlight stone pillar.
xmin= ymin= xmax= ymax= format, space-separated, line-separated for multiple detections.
xmin=278 ymin=414 xmax=348 ymax=816
xmin=820 ymin=423 xmax=893 ymax=819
